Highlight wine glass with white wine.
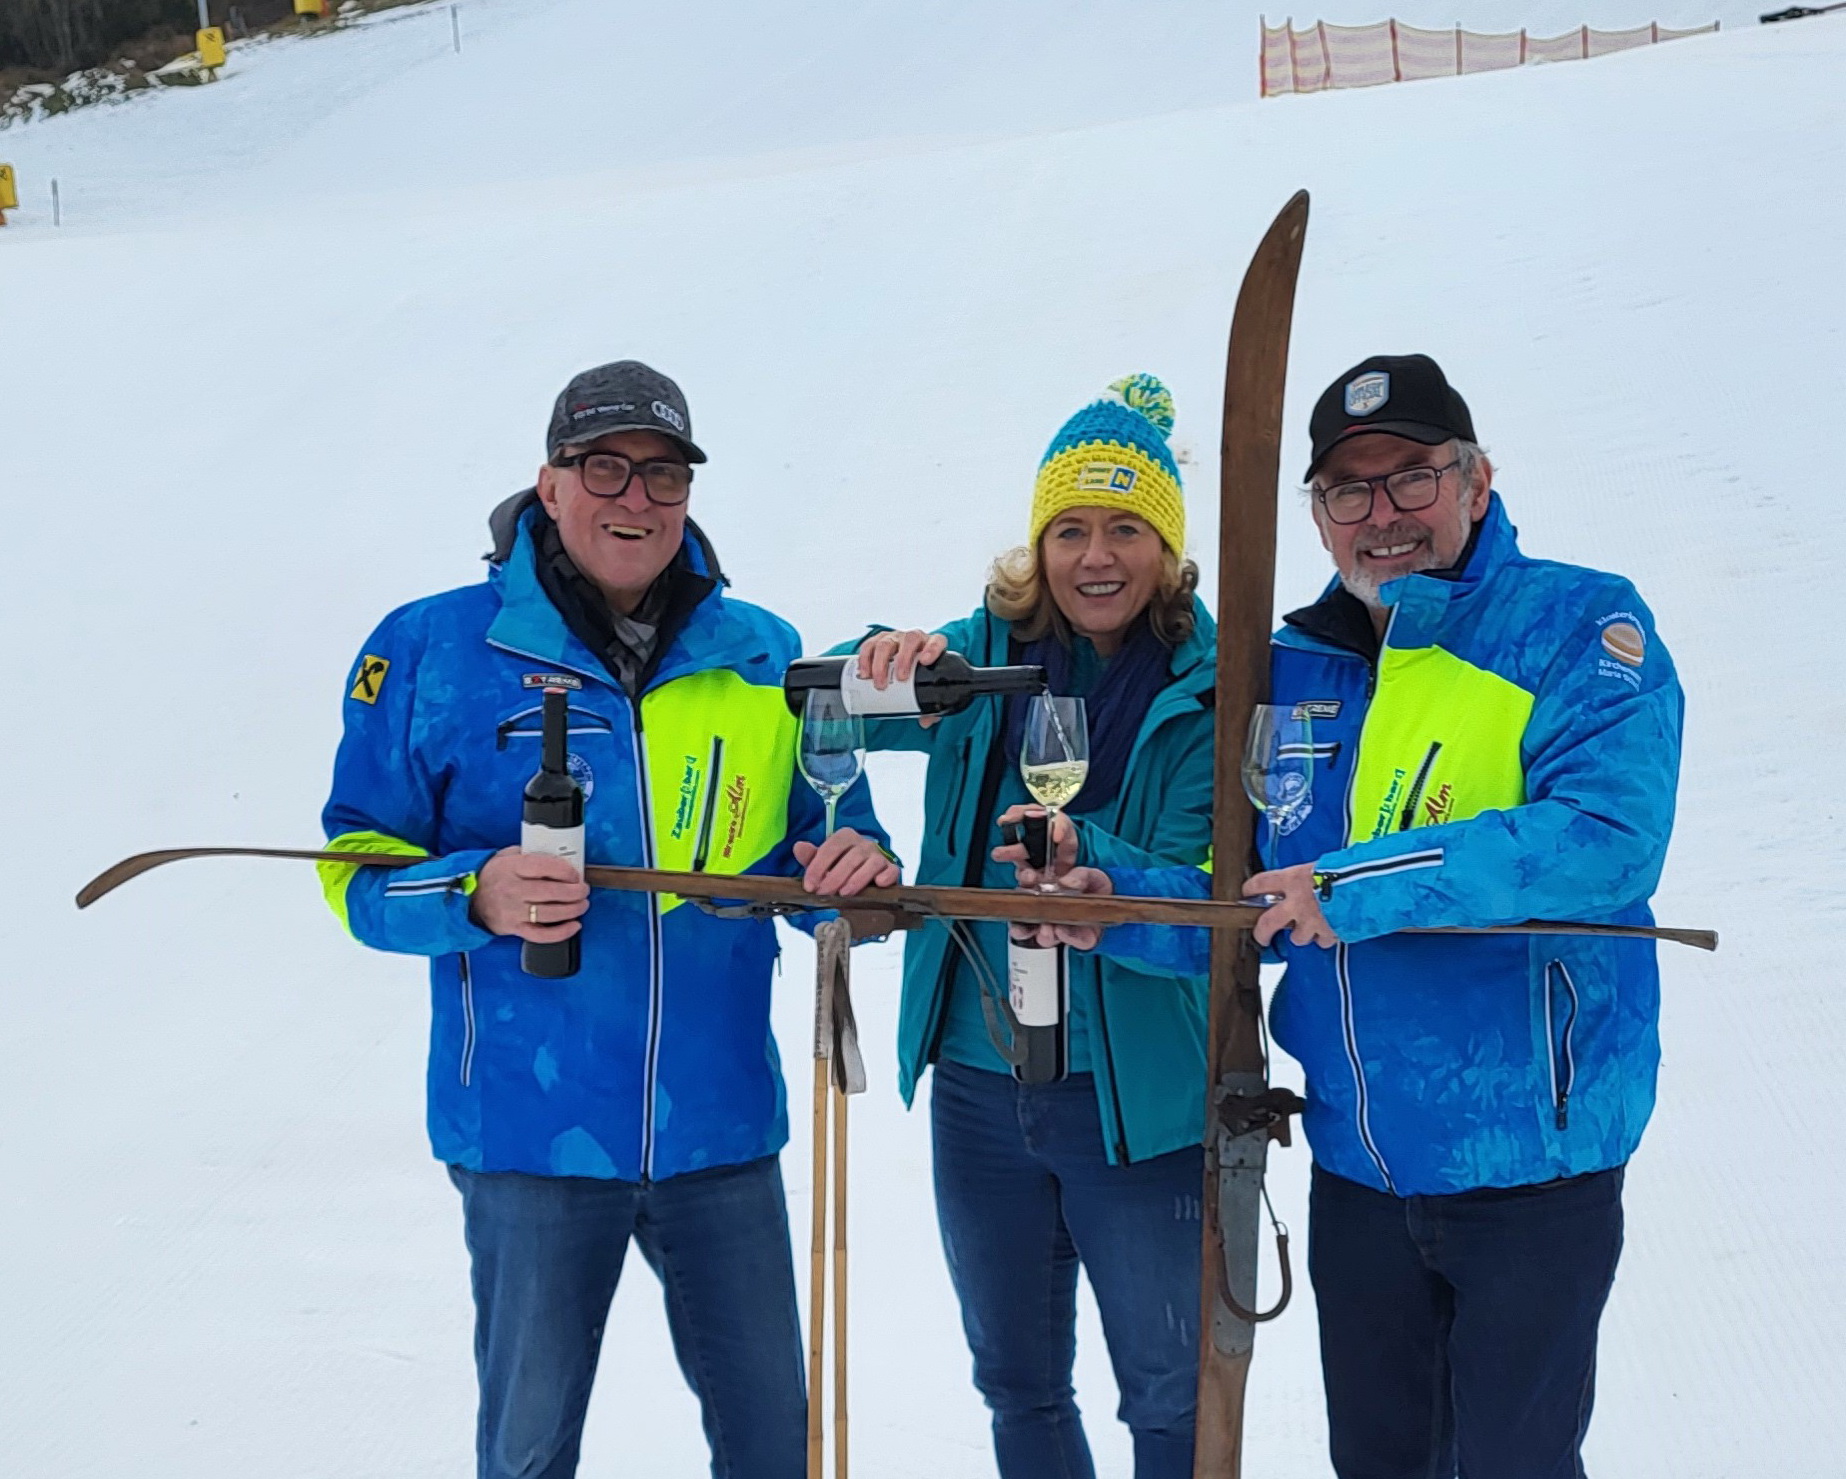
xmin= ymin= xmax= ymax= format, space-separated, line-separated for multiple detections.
xmin=799 ymin=688 xmax=865 ymax=836
xmin=1019 ymin=695 xmax=1088 ymax=890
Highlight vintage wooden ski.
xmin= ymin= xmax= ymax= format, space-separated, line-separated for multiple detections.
xmin=1193 ymin=190 xmax=1312 ymax=1479
xmin=73 ymin=846 xmax=1717 ymax=949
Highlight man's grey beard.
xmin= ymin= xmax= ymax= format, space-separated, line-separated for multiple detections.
xmin=1338 ymin=502 xmax=1473 ymax=610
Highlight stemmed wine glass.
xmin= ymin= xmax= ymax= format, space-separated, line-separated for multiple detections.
xmin=1242 ymin=703 xmax=1314 ymax=849
xmin=1019 ymin=695 xmax=1088 ymax=890
xmin=799 ymin=688 xmax=866 ymax=836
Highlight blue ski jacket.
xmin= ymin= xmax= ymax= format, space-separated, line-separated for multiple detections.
xmin=836 ymin=599 xmax=1217 ymax=1165
xmin=1101 ymin=496 xmax=1684 ymax=1195
xmin=320 ymin=505 xmax=885 ymax=1182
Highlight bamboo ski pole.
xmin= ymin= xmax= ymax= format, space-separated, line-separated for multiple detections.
xmin=807 ymin=1048 xmax=829 ymax=1479
xmin=807 ymin=917 xmax=864 ymax=1479
xmin=832 ymin=1081 xmax=849 ymax=1479
xmin=807 ymin=929 xmax=834 ymax=1479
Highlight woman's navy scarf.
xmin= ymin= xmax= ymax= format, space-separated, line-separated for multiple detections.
xmin=1001 ymin=615 xmax=1173 ymax=815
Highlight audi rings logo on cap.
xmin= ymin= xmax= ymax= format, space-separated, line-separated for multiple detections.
xmin=1344 ymin=372 xmax=1390 ymax=417
xmin=651 ymin=400 xmax=687 ymax=432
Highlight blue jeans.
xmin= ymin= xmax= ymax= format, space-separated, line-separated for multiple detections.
xmin=930 ymin=1062 xmax=1202 ymax=1479
xmin=449 ymin=1157 xmax=806 ymax=1479
xmin=1309 ymin=1164 xmax=1626 ymax=1479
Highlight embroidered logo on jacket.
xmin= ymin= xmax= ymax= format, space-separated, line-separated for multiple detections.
xmin=349 ymin=655 xmax=390 ymax=704
xmin=1594 ymin=612 xmax=1647 ymax=690
xmin=720 ymin=774 xmax=751 ymax=859
xmin=523 ymin=672 xmax=584 ymax=690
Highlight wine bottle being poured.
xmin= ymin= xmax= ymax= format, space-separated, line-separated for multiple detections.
xmin=521 ymin=686 xmax=584 ymax=979
xmin=782 ymin=652 xmax=1046 ymax=719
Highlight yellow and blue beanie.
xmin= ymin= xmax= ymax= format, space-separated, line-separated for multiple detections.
xmin=1029 ymin=374 xmax=1184 ymax=554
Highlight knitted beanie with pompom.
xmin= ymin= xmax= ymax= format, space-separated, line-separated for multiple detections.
xmin=1028 ymin=373 xmax=1185 ymax=554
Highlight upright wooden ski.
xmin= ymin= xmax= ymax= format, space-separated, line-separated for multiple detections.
xmin=1193 ymin=191 xmax=1313 ymax=1479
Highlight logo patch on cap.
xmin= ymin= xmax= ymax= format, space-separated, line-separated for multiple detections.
xmin=573 ymin=402 xmax=635 ymax=422
xmin=1344 ymin=372 xmax=1390 ymax=417
xmin=651 ymin=399 xmax=687 ymax=432
xmin=1076 ymin=462 xmax=1138 ymax=494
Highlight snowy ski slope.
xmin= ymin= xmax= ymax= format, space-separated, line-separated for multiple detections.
xmin=2 ymin=2 xmax=1842 ymax=1474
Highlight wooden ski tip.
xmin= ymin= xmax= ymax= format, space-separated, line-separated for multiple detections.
xmin=75 ymin=850 xmax=187 ymax=909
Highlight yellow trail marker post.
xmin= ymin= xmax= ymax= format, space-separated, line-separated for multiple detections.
xmin=197 ymin=26 xmax=227 ymax=71
xmin=0 ymin=164 xmax=17 ymax=226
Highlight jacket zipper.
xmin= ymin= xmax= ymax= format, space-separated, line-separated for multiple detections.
xmin=1333 ymin=610 xmax=1395 ymax=1191
xmin=943 ymin=737 xmax=972 ymax=860
xmin=632 ymin=703 xmax=665 ymax=1181
xmin=1335 ymin=942 xmax=1396 ymax=1193
xmin=1544 ymin=960 xmax=1580 ymax=1129
xmin=1397 ymin=740 xmax=1442 ymax=831
xmin=1312 ymin=848 xmax=1445 ymax=899
xmin=691 ymin=734 xmax=725 ymax=872
xmin=458 ymin=953 xmax=477 ymax=1088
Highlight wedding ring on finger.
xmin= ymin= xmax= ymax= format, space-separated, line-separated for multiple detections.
xmin=528 ymin=903 xmax=540 ymax=925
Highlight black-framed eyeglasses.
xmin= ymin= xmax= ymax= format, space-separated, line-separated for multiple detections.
xmin=551 ymin=451 xmax=694 ymax=506
xmin=1312 ymin=460 xmax=1458 ymax=526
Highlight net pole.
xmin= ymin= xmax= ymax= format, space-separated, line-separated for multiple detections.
xmin=1317 ymin=19 xmax=1330 ymax=88
xmin=1390 ymin=19 xmax=1401 ymax=81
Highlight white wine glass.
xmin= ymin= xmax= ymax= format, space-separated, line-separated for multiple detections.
xmin=1242 ymin=703 xmax=1313 ymax=848
xmin=799 ymin=689 xmax=865 ymax=836
xmin=1020 ymin=695 xmax=1088 ymax=890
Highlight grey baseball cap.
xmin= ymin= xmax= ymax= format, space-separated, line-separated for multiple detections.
xmin=546 ymin=360 xmax=707 ymax=464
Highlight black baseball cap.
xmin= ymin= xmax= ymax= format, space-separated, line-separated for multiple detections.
xmin=546 ymin=360 xmax=707 ymax=464
xmin=1304 ymin=354 xmax=1475 ymax=481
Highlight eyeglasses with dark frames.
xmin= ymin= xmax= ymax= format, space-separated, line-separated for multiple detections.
xmin=1312 ymin=460 xmax=1458 ymax=527
xmin=551 ymin=451 xmax=694 ymax=506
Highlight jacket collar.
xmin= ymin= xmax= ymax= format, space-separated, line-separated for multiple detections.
xmin=1278 ymin=492 xmax=1518 ymax=658
xmin=485 ymin=501 xmax=762 ymax=692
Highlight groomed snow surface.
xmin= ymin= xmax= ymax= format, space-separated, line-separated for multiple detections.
xmin=3 ymin=2 xmax=1843 ymax=1474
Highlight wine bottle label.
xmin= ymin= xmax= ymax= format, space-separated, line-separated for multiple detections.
xmin=521 ymin=822 xmax=585 ymax=877
xmin=837 ymin=666 xmax=920 ymax=716
xmin=1008 ymin=943 xmax=1062 ymax=1028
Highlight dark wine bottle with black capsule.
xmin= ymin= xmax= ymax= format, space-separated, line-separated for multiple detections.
xmin=1006 ymin=812 xmax=1068 ymax=1085
xmin=782 ymin=652 xmax=1046 ymax=719
xmin=521 ymin=687 xmax=583 ymax=979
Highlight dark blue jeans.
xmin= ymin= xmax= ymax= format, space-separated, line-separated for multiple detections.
xmin=1309 ymin=1163 xmax=1626 ymax=1479
xmin=449 ymin=1157 xmax=806 ymax=1479
xmin=930 ymin=1061 xmax=1203 ymax=1479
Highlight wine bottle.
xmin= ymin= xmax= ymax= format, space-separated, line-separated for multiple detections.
xmin=782 ymin=652 xmax=1046 ymax=718
xmin=1005 ymin=812 xmax=1068 ymax=1084
xmin=520 ymin=686 xmax=583 ymax=979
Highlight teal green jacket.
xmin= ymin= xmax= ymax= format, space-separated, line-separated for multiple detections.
xmin=839 ymin=599 xmax=1216 ymax=1164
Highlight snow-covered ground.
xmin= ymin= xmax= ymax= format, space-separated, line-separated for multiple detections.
xmin=2 ymin=2 xmax=1842 ymax=1475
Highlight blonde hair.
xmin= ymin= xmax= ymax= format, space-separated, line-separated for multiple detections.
xmin=985 ymin=540 xmax=1199 ymax=646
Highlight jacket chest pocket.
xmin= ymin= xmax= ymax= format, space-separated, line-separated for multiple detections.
xmin=639 ymin=669 xmax=798 ymax=880
xmin=492 ymin=700 xmax=621 ymax=799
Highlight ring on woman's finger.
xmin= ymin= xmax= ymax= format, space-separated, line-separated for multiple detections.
xmin=528 ymin=902 xmax=540 ymax=925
